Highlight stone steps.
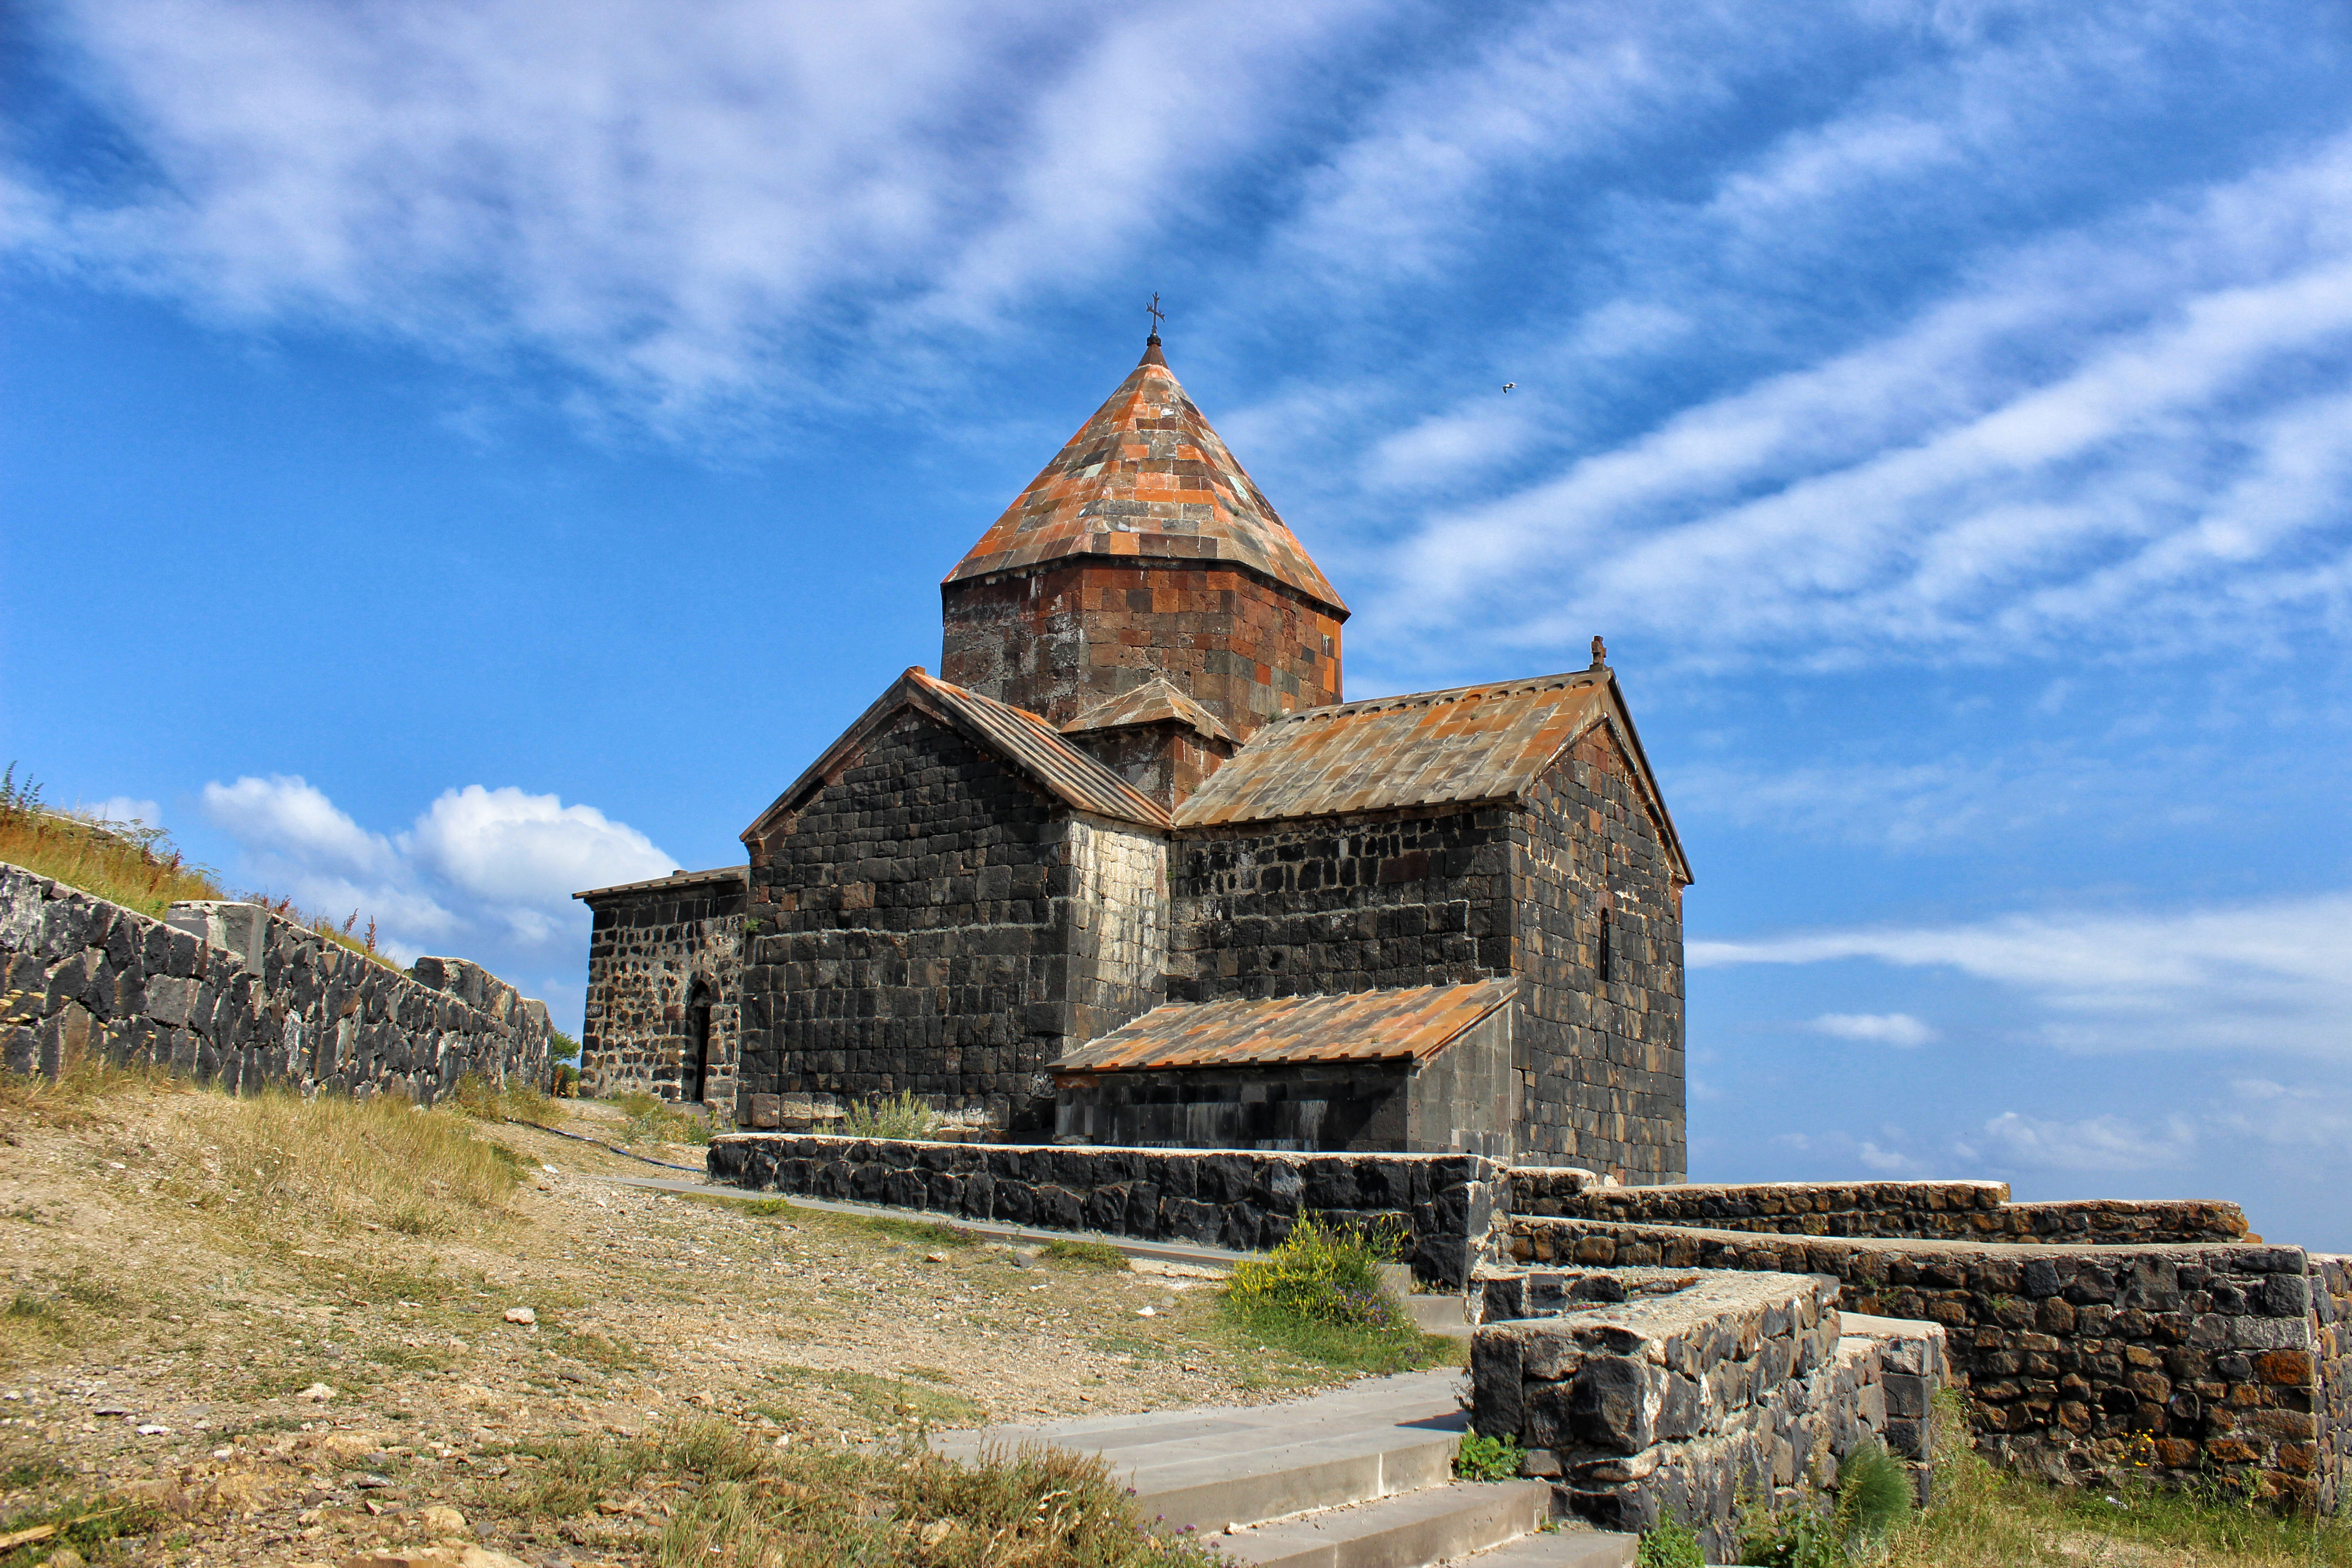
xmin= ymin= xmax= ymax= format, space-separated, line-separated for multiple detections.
xmin=929 ymin=1367 xmax=1638 ymax=1568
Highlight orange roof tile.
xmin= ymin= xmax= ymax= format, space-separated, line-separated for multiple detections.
xmin=943 ymin=340 xmax=1347 ymax=614
xmin=1061 ymin=676 xmax=1237 ymax=744
xmin=1050 ymin=980 xmax=1514 ymax=1073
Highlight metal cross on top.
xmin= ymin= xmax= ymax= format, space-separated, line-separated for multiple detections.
xmin=1146 ymin=292 xmax=1166 ymax=338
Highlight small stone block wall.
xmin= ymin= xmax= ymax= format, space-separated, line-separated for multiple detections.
xmin=1469 ymin=1266 xmax=1943 ymax=1558
xmin=1 ymin=864 xmax=550 ymax=1102
xmin=1507 ymin=1215 xmax=2342 ymax=1512
xmin=708 ymin=1132 xmax=1501 ymax=1285
xmin=1507 ymin=1173 xmax=2249 ymax=1247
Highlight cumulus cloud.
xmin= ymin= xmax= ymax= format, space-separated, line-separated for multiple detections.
xmin=1809 ymin=1012 xmax=1937 ymax=1048
xmin=408 ymin=785 xmax=672 ymax=905
xmin=201 ymin=775 xmax=399 ymax=880
xmin=1695 ymin=893 xmax=2352 ymax=1058
xmin=199 ymin=774 xmax=672 ymax=956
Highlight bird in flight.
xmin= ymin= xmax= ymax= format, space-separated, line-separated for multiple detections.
xmin=1501 ymin=382 xmax=1515 ymax=393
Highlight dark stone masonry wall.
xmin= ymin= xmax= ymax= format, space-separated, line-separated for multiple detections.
xmin=1165 ymin=804 xmax=1511 ymax=1004
xmin=709 ymin=1132 xmax=1502 ymax=1286
xmin=741 ymin=711 xmax=1085 ymax=1132
xmin=580 ymin=873 xmax=745 ymax=1107
xmin=1510 ymin=1173 xmax=2250 ymax=1246
xmin=942 ymin=561 xmax=1345 ymax=742
xmin=1507 ymin=1215 xmax=2347 ymax=1512
xmin=1512 ymin=729 xmax=1685 ymax=1182
xmin=0 ymin=863 xmax=550 ymax=1100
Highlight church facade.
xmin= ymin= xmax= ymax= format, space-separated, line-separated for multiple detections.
xmin=577 ymin=337 xmax=1692 ymax=1180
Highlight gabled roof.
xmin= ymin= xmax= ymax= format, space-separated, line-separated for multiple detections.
xmin=741 ymin=668 xmax=1171 ymax=843
xmin=1049 ymin=979 xmax=1514 ymax=1073
xmin=573 ymin=865 xmax=745 ymax=902
xmin=1061 ymin=676 xmax=1237 ymax=745
xmin=1171 ymin=666 xmax=1692 ymax=883
xmin=943 ymin=339 xmax=1347 ymax=616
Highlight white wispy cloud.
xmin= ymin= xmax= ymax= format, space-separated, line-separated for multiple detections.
xmin=1810 ymin=1012 xmax=1937 ymax=1048
xmin=1693 ymin=893 xmax=2352 ymax=1058
xmin=1971 ymin=1111 xmax=2197 ymax=1175
xmin=1369 ymin=133 xmax=2352 ymax=668
xmin=199 ymin=774 xmax=671 ymax=956
xmin=4 ymin=0 xmax=1373 ymax=418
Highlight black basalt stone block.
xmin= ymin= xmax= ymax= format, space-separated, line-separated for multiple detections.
xmin=1570 ymin=1357 xmax=1653 ymax=1454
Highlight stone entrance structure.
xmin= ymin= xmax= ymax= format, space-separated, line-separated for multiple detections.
xmin=578 ymin=333 xmax=1691 ymax=1181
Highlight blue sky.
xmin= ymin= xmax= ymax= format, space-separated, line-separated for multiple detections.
xmin=4 ymin=0 xmax=2348 ymax=1245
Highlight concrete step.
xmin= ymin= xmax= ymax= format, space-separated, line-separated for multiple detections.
xmin=933 ymin=1368 xmax=1469 ymax=1534
xmin=1401 ymin=1294 xmax=1473 ymax=1338
xmin=1460 ymin=1524 xmax=1641 ymax=1566
xmin=1213 ymin=1478 xmax=1551 ymax=1568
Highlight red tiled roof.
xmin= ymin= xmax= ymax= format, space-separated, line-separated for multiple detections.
xmin=943 ymin=341 xmax=1347 ymax=614
xmin=1049 ymin=980 xmax=1514 ymax=1073
xmin=1171 ymin=668 xmax=1691 ymax=883
xmin=742 ymin=669 xmax=1171 ymax=842
xmin=1061 ymin=676 xmax=1237 ymax=744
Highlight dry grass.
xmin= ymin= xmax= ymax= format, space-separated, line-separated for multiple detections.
xmin=158 ymin=1086 xmax=525 ymax=1240
xmin=482 ymin=1417 xmax=1227 ymax=1568
xmin=1876 ymin=1392 xmax=2352 ymax=1568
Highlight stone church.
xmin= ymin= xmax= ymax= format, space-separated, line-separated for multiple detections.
xmin=577 ymin=335 xmax=1693 ymax=1180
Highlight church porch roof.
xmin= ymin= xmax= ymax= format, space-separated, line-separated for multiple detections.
xmin=741 ymin=667 xmax=1171 ymax=843
xmin=1049 ymin=979 xmax=1514 ymax=1074
xmin=1060 ymin=675 xmax=1238 ymax=744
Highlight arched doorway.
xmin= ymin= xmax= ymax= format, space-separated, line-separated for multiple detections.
xmin=684 ymin=979 xmax=713 ymax=1107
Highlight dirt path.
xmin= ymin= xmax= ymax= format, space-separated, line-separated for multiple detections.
xmin=0 ymin=1081 xmax=1418 ymax=1567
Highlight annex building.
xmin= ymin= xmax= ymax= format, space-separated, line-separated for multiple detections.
xmin=577 ymin=334 xmax=1693 ymax=1180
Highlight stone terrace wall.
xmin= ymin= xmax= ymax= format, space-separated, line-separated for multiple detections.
xmin=0 ymin=864 xmax=550 ymax=1102
xmin=1508 ymin=1215 xmax=2340 ymax=1512
xmin=709 ymin=1132 xmax=1501 ymax=1285
xmin=1510 ymin=1172 xmax=2249 ymax=1247
xmin=2321 ymin=1255 xmax=2351 ymax=1513
xmin=1469 ymin=1268 xmax=1942 ymax=1558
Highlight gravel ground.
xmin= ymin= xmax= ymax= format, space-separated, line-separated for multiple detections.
xmin=0 ymin=1083 xmax=1419 ymax=1567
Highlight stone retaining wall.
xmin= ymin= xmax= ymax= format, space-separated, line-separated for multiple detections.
xmin=707 ymin=1132 xmax=1501 ymax=1284
xmin=1508 ymin=1172 xmax=2248 ymax=1247
xmin=1506 ymin=1215 xmax=2341 ymax=1512
xmin=1 ymin=863 xmax=551 ymax=1102
xmin=1468 ymin=1267 xmax=1945 ymax=1557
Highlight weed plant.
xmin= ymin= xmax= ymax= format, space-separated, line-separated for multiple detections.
xmin=1041 ymin=1239 xmax=1128 ymax=1269
xmin=1220 ymin=1213 xmax=1459 ymax=1377
xmin=1637 ymin=1519 xmax=1706 ymax=1568
xmin=839 ymin=1090 xmax=941 ymax=1140
xmin=1455 ymin=1431 xmax=1524 ymax=1483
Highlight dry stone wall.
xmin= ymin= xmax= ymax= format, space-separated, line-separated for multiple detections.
xmin=1509 ymin=1172 xmax=2249 ymax=1246
xmin=709 ymin=1132 xmax=1502 ymax=1285
xmin=1507 ymin=1214 xmax=2344 ymax=1512
xmin=0 ymin=863 xmax=550 ymax=1101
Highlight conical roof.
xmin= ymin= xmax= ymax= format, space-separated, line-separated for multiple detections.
xmin=944 ymin=340 xmax=1347 ymax=614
